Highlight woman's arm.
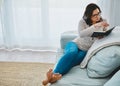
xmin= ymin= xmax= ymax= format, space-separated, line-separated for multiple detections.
xmin=78 ymin=19 xmax=109 ymax=37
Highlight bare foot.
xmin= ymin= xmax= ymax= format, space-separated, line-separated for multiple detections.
xmin=42 ymin=69 xmax=53 ymax=85
xmin=50 ymin=73 xmax=62 ymax=83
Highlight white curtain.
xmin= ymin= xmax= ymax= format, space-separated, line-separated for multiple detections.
xmin=0 ymin=0 xmax=97 ymax=51
xmin=98 ymin=0 xmax=120 ymax=28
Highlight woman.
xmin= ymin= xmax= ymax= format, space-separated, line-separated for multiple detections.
xmin=42 ymin=3 xmax=109 ymax=85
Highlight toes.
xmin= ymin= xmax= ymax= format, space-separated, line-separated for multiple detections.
xmin=42 ymin=80 xmax=48 ymax=85
xmin=49 ymin=69 xmax=53 ymax=72
xmin=46 ymin=69 xmax=53 ymax=81
xmin=42 ymin=69 xmax=53 ymax=85
xmin=47 ymin=69 xmax=53 ymax=75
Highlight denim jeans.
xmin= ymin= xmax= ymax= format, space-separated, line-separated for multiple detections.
xmin=53 ymin=41 xmax=87 ymax=75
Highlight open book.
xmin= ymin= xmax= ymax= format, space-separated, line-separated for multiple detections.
xmin=91 ymin=26 xmax=115 ymax=37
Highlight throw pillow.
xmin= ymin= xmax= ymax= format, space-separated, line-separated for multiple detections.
xmin=87 ymin=46 xmax=120 ymax=78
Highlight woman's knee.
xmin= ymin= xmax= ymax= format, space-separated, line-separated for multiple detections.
xmin=64 ymin=42 xmax=78 ymax=53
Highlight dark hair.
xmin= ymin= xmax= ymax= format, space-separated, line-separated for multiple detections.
xmin=83 ymin=3 xmax=103 ymax=26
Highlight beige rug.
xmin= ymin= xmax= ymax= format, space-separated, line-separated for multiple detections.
xmin=0 ymin=62 xmax=54 ymax=86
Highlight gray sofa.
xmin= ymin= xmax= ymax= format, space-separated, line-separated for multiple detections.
xmin=50 ymin=30 xmax=120 ymax=86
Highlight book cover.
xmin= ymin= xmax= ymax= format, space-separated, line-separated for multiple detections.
xmin=91 ymin=26 xmax=115 ymax=37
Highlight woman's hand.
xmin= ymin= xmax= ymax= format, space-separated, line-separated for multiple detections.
xmin=101 ymin=21 xmax=109 ymax=27
xmin=94 ymin=21 xmax=109 ymax=29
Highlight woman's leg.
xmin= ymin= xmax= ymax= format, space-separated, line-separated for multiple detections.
xmin=42 ymin=41 xmax=80 ymax=85
xmin=53 ymin=41 xmax=79 ymax=75
xmin=72 ymin=49 xmax=87 ymax=66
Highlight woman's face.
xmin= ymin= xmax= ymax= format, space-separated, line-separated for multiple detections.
xmin=91 ymin=8 xmax=101 ymax=24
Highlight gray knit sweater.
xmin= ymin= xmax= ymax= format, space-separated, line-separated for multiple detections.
xmin=73 ymin=19 xmax=105 ymax=51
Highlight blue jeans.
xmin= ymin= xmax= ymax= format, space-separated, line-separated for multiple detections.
xmin=53 ymin=41 xmax=87 ymax=75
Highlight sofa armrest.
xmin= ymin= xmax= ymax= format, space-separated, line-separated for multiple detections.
xmin=104 ymin=70 xmax=120 ymax=86
xmin=60 ymin=30 xmax=78 ymax=49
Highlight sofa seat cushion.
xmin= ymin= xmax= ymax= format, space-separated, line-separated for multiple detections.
xmin=50 ymin=66 xmax=110 ymax=86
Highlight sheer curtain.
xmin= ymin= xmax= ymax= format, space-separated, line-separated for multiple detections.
xmin=98 ymin=0 xmax=120 ymax=27
xmin=0 ymin=0 xmax=97 ymax=51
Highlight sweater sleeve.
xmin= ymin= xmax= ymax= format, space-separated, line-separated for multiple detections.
xmin=78 ymin=19 xmax=102 ymax=37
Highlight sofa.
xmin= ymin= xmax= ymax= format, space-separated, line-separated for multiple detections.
xmin=50 ymin=27 xmax=120 ymax=86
